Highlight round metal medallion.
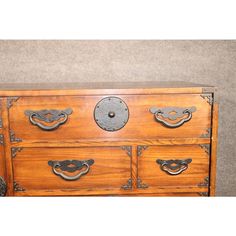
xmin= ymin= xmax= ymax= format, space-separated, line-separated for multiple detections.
xmin=94 ymin=97 xmax=129 ymax=132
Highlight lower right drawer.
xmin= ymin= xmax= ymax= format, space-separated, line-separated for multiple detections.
xmin=137 ymin=145 xmax=210 ymax=193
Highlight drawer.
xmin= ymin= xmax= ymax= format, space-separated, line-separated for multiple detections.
xmin=9 ymin=94 xmax=211 ymax=142
xmin=137 ymin=145 xmax=210 ymax=192
xmin=12 ymin=146 xmax=131 ymax=196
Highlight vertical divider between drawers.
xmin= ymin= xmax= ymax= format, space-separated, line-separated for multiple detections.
xmin=131 ymin=145 xmax=138 ymax=189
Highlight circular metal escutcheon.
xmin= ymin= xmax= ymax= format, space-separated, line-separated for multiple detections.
xmin=94 ymin=97 xmax=129 ymax=132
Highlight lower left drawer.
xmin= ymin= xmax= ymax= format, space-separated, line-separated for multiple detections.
xmin=12 ymin=146 xmax=131 ymax=196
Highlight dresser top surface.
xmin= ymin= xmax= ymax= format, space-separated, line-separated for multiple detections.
xmin=0 ymin=81 xmax=214 ymax=91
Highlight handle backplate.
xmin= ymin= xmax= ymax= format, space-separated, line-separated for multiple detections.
xmin=156 ymin=159 xmax=192 ymax=175
xmin=150 ymin=106 xmax=196 ymax=128
xmin=48 ymin=159 xmax=94 ymax=181
xmin=25 ymin=108 xmax=73 ymax=131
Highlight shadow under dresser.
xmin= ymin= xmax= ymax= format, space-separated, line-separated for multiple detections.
xmin=0 ymin=81 xmax=218 ymax=196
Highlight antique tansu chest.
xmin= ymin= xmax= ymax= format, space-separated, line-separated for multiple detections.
xmin=0 ymin=81 xmax=218 ymax=197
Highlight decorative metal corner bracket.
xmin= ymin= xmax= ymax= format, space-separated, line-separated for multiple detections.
xmin=0 ymin=176 xmax=7 ymax=196
xmin=200 ymin=94 xmax=213 ymax=106
xmin=202 ymin=87 xmax=215 ymax=93
xmin=137 ymin=145 xmax=149 ymax=157
xmin=200 ymin=128 xmax=211 ymax=138
xmin=11 ymin=147 xmax=23 ymax=158
xmin=198 ymin=177 xmax=209 ymax=188
xmin=198 ymin=192 xmax=208 ymax=197
xmin=0 ymin=134 xmax=4 ymax=145
xmin=137 ymin=178 xmax=149 ymax=189
xmin=121 ymin=146 xmax=132 ymax=158
xmin=121 ymin=178 xmax=132 ymax=190
xmin=10 ymin=130 xmax=22 ymax=143
xmin=199 ymin=144 xmax=210 ymax=155
xmin=14 ymin=181 xmax=25 ymax=192
xmin=7 ymin=97 xmax=19 ymax=109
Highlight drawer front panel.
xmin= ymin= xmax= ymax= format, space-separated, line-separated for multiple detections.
xmin=9 ymin=94 xmax=211 ymax=142
xmin=12 ymin=147 xmax=131 ymax=194
xmin=138 ymin=145 xmax=210 ymax=190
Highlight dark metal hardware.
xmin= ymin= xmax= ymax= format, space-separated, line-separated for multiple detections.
xmin=137 ymin=145 xmax=149 ymax=157
xmin=25 ymin=108 xmax=73 ymax=131
xmin=198 ymin=192 xmax=209 ymax=197
xmin=156 ymin=159 xmax=192 ymax=175
xmin=137 ymin=178 xmax=148 ymax=189
xmin=7 ymin=97 xmax=19 ymax=109
xmin=48 ymin=159 xmax=94 ymax=181
xmin=150 ymin=106 xmax=196 ymax=128
xmin=200 ymin=128 xmax=211 ymax=138
xmin=121 ymin=178 xmax=132 ymax=190
xmin=200 ymin=94 xmax=213 ymax=105
xmin=0 ymin=176 xmax=7 ymax=196
xmin=10 ymin=130 xmax=22 ymax=143
xmin=121 ymin=146 xmax=132 ymax=158
xmin=199 ymin=144 xmax=210 ymax=155
xmin=94 ymin=97 xmax=129 ymax=132
xmin=202 ymin=87 xmax=215 ymax=94
xmin=198 ymin=177 xmax=209 ymax=187
xmin=0 ymin=118 xmax=2 ymax=128
xmin=11 ymin=147 xmax=23 ymax=158
xmin=0 ymin=134 xmax=4 ymax=145
xmin=108 ymin=111 xmax=115 ymax=118
xmin=14 ymin=181 xmax=25 ymax=192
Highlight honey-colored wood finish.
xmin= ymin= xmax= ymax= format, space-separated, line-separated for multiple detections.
xmin=137 ymin=145 xmax=209 ymax=194
xmin=0 ymin=81 xmax=213 ymax=96
xmin=209 ymin=101 xmax=219 ymax=196
xmin=12 ymin=147 xmax=131 ymax=195
xmin=0 ymin=99 xmax=6 ymax=186
xmin=1 ymin=98 xmax=14 ymax=195
xmin=0 ymin=82 xmax=218 ymax=197
xmin=9 ymin=94 xmax=211 ymax=142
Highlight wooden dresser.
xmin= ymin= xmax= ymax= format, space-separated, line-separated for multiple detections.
xmin=0 ymin=82 xmax=218 ymax=197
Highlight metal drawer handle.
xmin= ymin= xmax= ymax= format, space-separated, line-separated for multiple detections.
xmin=149 ymin=106 xmax=196 ymax=128
xmin=156 ymin=159 xmax=192 ymax=175
xmin=48 ymin=159 xmax=94 ymax=181
xmin=25 ymin=108 xmax=73 ymax=131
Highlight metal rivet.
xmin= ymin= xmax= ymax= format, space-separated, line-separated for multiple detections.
xmin=108 ymin=111 xmax=116 ymax=118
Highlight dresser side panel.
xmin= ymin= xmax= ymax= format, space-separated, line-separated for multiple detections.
xmin=210 ymin=94 xmax=219 ymax=196
xmin=1 ymin=98 xmax=15 ymax=195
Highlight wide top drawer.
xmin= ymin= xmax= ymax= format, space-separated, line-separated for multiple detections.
xmin=8 ymin=94 xmax=211 ymax=142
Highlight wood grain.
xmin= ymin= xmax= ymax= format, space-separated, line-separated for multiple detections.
xmin=9 ymin=94 xmax=211 ymax=142
xmin=0 ymin=99 xmax=6 ymax=183
xmin=0 ymin=82 xmax=218 ymax=197
xmin=13 ymin=147 xmax=131 ymax=193
xmin=1 ymin=98 xmax=14 ymax=195
xmin=0 ymin=81 xmax=214 ymax=96
xmin=209 ymin=101 xmax=219 ymax=196
xmin=14 ymin=187 xmax=208 ymax=196
xmin=9 ymin=138 xmax=211 ymax=148
xmin=131 ymin=145 xmax=137 ymax=188
xmin=138 ymin=145 xmax=210 ymax=192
